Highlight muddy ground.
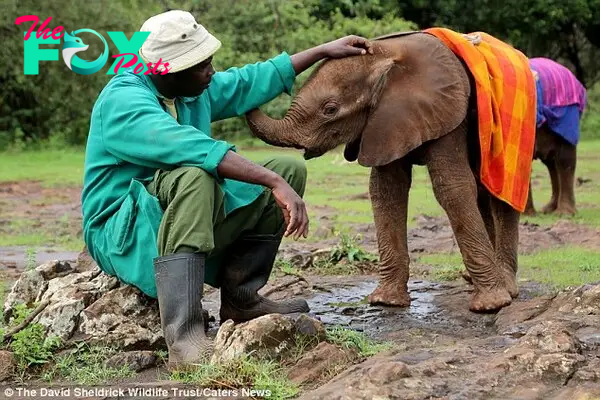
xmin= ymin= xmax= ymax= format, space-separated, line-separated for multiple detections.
xmin=2 ymin=181 xmax=600 ymax=399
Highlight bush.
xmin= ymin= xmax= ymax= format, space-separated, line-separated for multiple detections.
xmin=1 ymin=0 xmax=413 ymax=147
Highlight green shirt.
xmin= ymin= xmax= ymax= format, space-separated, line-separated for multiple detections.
xmin=81 ymin=53 xmax=296 ymax=293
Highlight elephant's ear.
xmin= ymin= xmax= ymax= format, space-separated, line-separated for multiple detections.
xmin=356 ymin=33 xmax=471 ymax=167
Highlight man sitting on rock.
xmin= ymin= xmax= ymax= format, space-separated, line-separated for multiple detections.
xmin=81 ymin=9 xmax=371 ymax=369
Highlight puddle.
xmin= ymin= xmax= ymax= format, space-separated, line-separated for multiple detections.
xmin=306 ymin=277 xmax=481 ymax=339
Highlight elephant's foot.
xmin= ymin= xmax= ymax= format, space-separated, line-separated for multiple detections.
xmin=368 ymin=283 xmax=411 ymax=307
xmin=501 ymin=268 xmax=519 ymax=299
xmin=554 ymin=204 xmax=576 ymax=216
xmin=461 ymin=270 xmax=473 ymax=284
xmin=541 ymin=201 xmax=558 ymax=214
xmin=469 ymin=286 xmax=512 ymax=313
xmin=522 ymin=208 xmax=537 ymax=216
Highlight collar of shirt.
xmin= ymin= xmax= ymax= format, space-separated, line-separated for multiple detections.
xmin=131 ymin=70 xmax=201 ymax=103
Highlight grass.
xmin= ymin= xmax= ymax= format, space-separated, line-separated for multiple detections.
xmin=0 ymin=148 xmax=85 ymax=187
xmin=171 ymin=356 xmax=300 ymax=400
xmin=419 ymin=246 xmax=600 ymax=289
xmin=169 ymin=327 xmax=390 ymax=398
xmin=42 ymin=343 xmax=135 ymax=385
xmin=325 ymin=326 xmax=393 ymax=357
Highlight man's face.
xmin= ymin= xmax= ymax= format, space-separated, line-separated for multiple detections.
xmin=168 ymin=57 xmax=215 ymax=97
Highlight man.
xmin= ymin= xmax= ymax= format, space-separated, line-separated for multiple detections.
xmin=81 ymin=9 xmax=372 ymax=369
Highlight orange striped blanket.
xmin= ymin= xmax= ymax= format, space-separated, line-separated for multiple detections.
xmin=424 ymin=28 xmax=536 ymax=212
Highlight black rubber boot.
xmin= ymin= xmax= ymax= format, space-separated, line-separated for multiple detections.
xmin=219 ymin=233 xmax=310 ymax=323
xmin=154 ymin=252 xmax=212 ymax=370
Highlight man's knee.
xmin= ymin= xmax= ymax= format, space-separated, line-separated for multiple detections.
xmin=263 ymin=156 xmax=307 ymax=197
xmin=172 ymin=167 xmax=216 ymax=191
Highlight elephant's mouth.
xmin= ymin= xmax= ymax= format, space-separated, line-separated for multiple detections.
xmin=303 ymin=148 xmax=325 ymax=160
xmin=343 ymin=136 xmax=362 ymax=162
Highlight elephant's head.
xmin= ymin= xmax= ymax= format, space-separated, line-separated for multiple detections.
xmin=246 ymin=32 xmax=471 ymax=167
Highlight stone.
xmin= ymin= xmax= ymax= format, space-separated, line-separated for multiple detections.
xmin=0 ymin=350 xmax=16 ymax=382
xmin=36 ymin=260 xmax=74 ymax=280
xmin=211 ymin=314 xmax=297 ymax=364
xmin=288 ymin=342 xmax=353 ymax=385
xmin=79 ymin=286 xmax=162 ymax=350
xmin=3 ymin=269 xmax=45 ymax=322
xmin=570 ymin=358 xmax=600 ymax=383
xmin=532 ymin=353 xmax=586 ymax=382
xmin=278 ymin=248 xmax=314 ymax=269
xmin=104 ymin=351 xmax=158 ymax=372
xmin=575 ymin=326 xmax=600 ymax=350
xmin=293 ymin=314 xmax=326 ymax=340
xmin=35 ymin=298 xmax=86 ymax=341
xmin=366 ymin=360 xmax=412 ymax=385
xmin=75 ymin=247 xmax=99 ymax=272
xmin=495 ymin=294 xmax=554 ymax=333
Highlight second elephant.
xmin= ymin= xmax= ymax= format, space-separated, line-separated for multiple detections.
xmin=524 ymin=57 xmax=587 ymax=216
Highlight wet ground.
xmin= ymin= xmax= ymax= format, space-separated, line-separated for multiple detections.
xmin=2 ymin=180 xmax=600 ymax=398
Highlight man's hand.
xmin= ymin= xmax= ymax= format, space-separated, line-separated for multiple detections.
xmin=290 ymin=35 xmax=373 ymax=75
xmin=217 ymin=151 xmax=309 ymax=240
xmin=321 ymin=35 xmax=373 ymax=59
xmin=271 ymin=179 xmax=309 ymax=240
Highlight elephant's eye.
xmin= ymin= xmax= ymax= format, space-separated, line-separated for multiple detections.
xmin=323 ymin=103 xmax=339 ymax=117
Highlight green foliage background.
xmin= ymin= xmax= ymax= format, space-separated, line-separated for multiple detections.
xmin=1 ymin=0 xmax=598 ymax=149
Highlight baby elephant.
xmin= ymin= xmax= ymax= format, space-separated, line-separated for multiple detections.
xmin=524 ymin=58 xmax=587 ymax=216
xmin=247 ymin=30 xmax=537 ymax=312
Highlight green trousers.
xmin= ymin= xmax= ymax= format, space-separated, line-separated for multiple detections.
xmin=145 ymin=156 xmax=307 ymax=286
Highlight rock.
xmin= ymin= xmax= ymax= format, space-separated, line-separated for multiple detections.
xmin=75 ymin=247 xmax=99 ymax=272
xmin=288 ymin=342 xmax=353 ymax=385
xmin=104 ymin=351 xmax=158 ymax=372
xmin=532 ymin=353 xmax=586 ymax=382
xmin=3 ymin=259 xmax=163 ymax=349
xmin=293 ymin=314 xmax=326 ymax=340
xmin=0 ymin=350 xmax=16 ymax=382
xmin=79 ymin=286 xmax=162 ymax=349
xmin=569 ymin=357 xmax=600 ymax=383
xmin=366 ymin=360 xmax=412 ymax=385
xmin=278 ymin=249 xmax=313 ymax=269
xmin=495 ymin=294 xmax=554 ymax=333
xmin=575 ymin=326 xmax=600 ymax=350
xmin=3 ymin=269 xmax=45 ymax=322
xmin=35 ymin=298 xmax=86 ymax=341
xmin=547 ymin=385 xmax=600 ymax=400
xmin=211 ymin=314 xmax=297 ymax=364
xmin=551 ymin=284 xmax=600 ymax=315
xmin=36 ymin=260 xmax=74 ymax=280
xmin=299 ymin=356 xmax=435 ymax=400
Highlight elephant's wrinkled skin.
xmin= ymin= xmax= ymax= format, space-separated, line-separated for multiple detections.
xmin=524 ymin=126 xmax=577 ymax=216
xmin=246 ymin=32 xmax=520 ymax=312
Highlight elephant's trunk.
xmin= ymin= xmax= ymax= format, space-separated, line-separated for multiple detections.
xmin=245 ymin=105 xmax=306 ymax=149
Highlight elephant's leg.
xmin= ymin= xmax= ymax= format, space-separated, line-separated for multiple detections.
xmin=555 ymin=144 xmax=577 ymax=216
xmin=367 ymin=160 xmax=412 ymax=307
xmin=523 ymin=180 xmax=537 ymax=215
xmin=490 ymin=196 xmax=520 ymax=298
xmin=462 ymin=188 xmax=497 ymax=284
xmin=426 ymin=127 xmax=511 ymax=312
xmin=540 ymin=157 xmax=560 ymax=214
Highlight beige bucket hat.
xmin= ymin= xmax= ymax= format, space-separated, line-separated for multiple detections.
xmin=139 ymin=10 xmax=221 ymax=73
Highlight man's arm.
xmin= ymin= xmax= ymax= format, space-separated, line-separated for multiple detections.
xmin=289 ymin=35 xmax=373 ymax=75
xmin=101 ymin=85 xmax=309 ymax=238
xmin=217 ymin=151 xmax=309 ymax=239
xmin=207 ymin=35 xmax=372 ymax=122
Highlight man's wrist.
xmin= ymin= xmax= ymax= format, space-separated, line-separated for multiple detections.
xmin=264 ymin=172 xmax=285 ymax=189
